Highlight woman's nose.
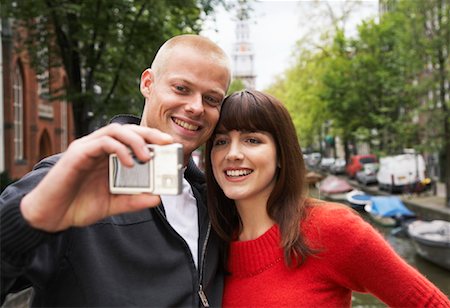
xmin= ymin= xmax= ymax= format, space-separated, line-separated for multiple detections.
xmin=225 ymin=142 xmax=244 ymax=161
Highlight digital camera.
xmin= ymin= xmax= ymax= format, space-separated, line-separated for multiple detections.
xmin=109 ymin=143 xmax=183 ymax=195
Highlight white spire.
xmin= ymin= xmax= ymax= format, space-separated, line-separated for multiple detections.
xmin=232 ymin=3 xmax=256 ymax=89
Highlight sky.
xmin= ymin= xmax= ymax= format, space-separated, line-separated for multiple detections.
xmin=201 ymin=0 xmax=379 ymax=90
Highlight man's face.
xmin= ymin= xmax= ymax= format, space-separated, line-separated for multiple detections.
xmin=141 ymin=47 xmax=230 ymax=164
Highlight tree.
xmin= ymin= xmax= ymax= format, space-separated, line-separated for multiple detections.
xmin=390 ymin=0 xmax=450 ymax=206
xmin=266 ymin=47 xmax=329 ymax=153
xmin=351 ymin=15 xmax=420 ymax=155
xmin=2 ymin=0 xmax=224 ymax=137
xmin=227 ymin=78 xmax=245 ymax=95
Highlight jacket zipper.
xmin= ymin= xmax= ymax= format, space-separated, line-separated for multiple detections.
xmin=198 ymin=222 xmax=211 ymax=307
xmin=155 ymin=205 xmax=211 ymax=307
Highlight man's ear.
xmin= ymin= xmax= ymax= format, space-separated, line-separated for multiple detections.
xmin=140 ymin=68 xmax=154 ymax=98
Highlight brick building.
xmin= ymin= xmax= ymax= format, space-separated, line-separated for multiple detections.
xmin=1 ymin=19 xmax=75 ymax=181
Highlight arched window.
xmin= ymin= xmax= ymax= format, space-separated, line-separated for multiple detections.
xmin=38 ymin=129 xmax=52 ymax=160
xmin=13 ymin=66 xmax=24 ymax=160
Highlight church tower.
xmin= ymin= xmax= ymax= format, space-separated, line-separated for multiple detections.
xmin=232 ymin=4 xmax=256 ymax=89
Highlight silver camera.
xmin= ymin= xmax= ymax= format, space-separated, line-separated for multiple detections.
xmin=109 ymin=143 xmax=183 ymax=195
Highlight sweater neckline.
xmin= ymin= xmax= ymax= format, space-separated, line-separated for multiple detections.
xmin=228 ymin=224 xmax=283 ymax=278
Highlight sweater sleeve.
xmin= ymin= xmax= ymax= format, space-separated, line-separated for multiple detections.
xmin=0 ymin=156 xmax=59 ymax=303
xmin=307 ymin=204 xmax=450 ymax=307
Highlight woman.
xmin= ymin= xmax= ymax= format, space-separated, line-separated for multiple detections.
xmin=205 ymin=90 xmax=449 ymax=307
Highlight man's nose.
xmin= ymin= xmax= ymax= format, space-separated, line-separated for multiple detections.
xmin=185 ymin=93 xmax=204 ymax=115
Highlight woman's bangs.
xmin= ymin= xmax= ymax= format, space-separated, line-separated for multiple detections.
xmin=217 ymin=93 xmax=272 ymax=133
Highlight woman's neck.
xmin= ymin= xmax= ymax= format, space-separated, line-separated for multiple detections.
xmin=235 ymin=197 xmax=275 ymax=241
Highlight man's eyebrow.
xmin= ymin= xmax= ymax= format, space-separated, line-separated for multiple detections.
xmin=168 ymin=77 xmax=225 ymax=97
xmin=168 ymin=77 xmax=190 ymax=85
xmin=206 ymin=89 xmax=226 ymax=98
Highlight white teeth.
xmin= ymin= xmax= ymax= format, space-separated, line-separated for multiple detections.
xmin=226 ymin=169 xmax=253 ymax=177
xmin=173 ymin=118 xmax=199 ymax=131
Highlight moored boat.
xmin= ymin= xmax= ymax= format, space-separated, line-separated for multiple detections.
xmin=345 ymin=189 xmax=372 ymax=211
xmin=318 ymin=175 xmax=353 ymax=201
xmin=364 ymin=196 xmax=416 ymax=227
xmin=408 ymin=220 xmax=450 ymax=270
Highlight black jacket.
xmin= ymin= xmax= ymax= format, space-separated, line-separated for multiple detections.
xmin=0 ymin=116 xmax=223 ymax=307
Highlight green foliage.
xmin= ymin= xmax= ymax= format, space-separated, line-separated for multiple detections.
xmin=266 ymin=0 xmax=448 ymax=154
xmin=265 ymin=0 xmax=449 ymax=204
xmin=2 ymin=0 xmax=225 ymax=137
xmin=227 ymin=78 xmax=246 ymax=95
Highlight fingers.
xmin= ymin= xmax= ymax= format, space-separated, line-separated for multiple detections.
xmin=69 ymin=123 xmax=174 ymax=167
xmin=22 ymin=123 xmax=174 ymax=232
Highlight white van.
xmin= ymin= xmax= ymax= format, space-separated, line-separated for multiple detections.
xmin=377 ymin=154 xmax=426 ymax=193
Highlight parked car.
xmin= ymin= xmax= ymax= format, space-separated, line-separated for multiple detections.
xmin=330 ymin=158 xmax=346 ymax=174
xmin=377 ymin=154 xmax=427 ymax=193
xmin=355 ymin=162 xmax=379 ymax=185
xmin=319 ymin=157 xmax=335 ymax=172
xmin=346 ymin=154 xmax=377 ymax=178
xmin=305 ymin=152 xmax=322 ymax=169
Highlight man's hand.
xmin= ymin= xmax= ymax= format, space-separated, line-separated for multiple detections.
xmin=20 ymin=123 xmax=173 ymax=232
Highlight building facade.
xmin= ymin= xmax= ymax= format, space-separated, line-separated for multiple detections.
xmin=1 ymin=19 xmax=74 ymax=182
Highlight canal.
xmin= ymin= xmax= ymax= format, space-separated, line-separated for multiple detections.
xmin=352 ymin=212 xmax=450 ymax=306
xmin=310 ymin=189 xmax=450 ymax=306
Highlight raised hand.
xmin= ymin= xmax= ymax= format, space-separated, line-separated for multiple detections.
xmin=20 ymin=123 xmax=173 ymax=232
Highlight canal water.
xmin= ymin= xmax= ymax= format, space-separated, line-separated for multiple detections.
xmin=310 ymin=190 xmax=450 ymax=306
xmin=352 ymin=213 xmax=450 ymax=306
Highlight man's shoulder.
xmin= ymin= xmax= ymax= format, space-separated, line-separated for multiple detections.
xmin=110 ymin=114 xmax=141 ymax=125
xmin=34 ymin=153 xmax=63 ymax=169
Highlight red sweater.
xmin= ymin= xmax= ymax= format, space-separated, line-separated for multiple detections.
xmin=223 ymin=199 xmax=450 ymax=307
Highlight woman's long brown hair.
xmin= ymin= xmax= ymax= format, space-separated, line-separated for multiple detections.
xmin=205 ymin=90 xmax=315 ymax=268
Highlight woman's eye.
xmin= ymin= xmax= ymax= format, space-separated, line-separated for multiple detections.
xmin=246 ymin=138 xmax=261 ymax=144
xmin=213 ymin=139 xmax=227 ymax=146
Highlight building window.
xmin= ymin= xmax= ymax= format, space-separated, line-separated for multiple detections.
xmin=13 ymin=66 xmax=24 ymax=160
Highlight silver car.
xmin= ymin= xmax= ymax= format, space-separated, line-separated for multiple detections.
xmin=356 ymin=162 xmax=379 ymax=185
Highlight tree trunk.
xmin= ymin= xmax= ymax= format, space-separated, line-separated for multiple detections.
xmin=72 ymin=99 xmax=92 ymax=138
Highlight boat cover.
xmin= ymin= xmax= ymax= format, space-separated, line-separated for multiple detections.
xmin=352 ymin=194 xmax=371 ymax=202
xmin=408 ymin=220 xmax=450 ymax=247
xmin=319 ymin=176 xmax=353 ymax=194
xmin=346 ymin=190 xmax=372 ymax=206
xmin=369 ymin=196 xmax=415 ymax=217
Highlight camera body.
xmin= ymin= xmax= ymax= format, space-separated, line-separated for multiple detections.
xmin=109 ymin=143 xmax=183 ymax=195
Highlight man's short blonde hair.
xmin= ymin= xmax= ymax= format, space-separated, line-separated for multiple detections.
xmin=151 ymin=34 xmax=231 ymax=85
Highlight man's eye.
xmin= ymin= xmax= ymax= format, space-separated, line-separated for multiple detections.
xmin=175 ymin=85 xmax=187 ymax=92
xmin=204 ymin=96 xmax=221 ymax=107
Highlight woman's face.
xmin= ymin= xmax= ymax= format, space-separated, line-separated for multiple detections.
xmin=211 ymin=129 xmax=278 ymax=204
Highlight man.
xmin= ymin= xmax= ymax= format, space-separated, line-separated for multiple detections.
xmin=0 ymin=34 xmax=231 ymax=307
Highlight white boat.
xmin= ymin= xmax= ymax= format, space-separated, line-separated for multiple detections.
xmin=345 ymin=189 xmax=371 ymax=211
xmin=407 ymin=220 xmax=450 ymax=270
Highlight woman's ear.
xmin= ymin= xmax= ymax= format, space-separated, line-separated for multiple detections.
xmin=140 ymin=68 xmax=154 ymax=98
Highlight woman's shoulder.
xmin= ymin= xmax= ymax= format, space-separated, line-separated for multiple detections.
xmin=302 ymin=198 xmax=371 ymax=238
xmin=304 ymin=198 xmax=359 ymax=222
